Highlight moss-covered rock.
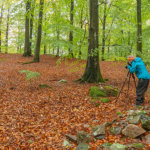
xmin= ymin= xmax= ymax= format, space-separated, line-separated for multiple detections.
xmin=103 ymin=86 xmax=119 ymax=96
xmin=89 ymin=86 xmax=107 ymax=98
xmin=127 ymin=143 xmax=143 ymax=149
xmin=100 ymin=98 xmax=110 ymax=103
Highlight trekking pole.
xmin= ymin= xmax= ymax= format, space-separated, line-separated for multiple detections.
xmin=115 ymin=71 xmax=130 ymax=103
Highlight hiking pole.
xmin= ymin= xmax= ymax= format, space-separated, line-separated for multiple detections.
xmin=115 ymin=71 xmax=130 ymax=103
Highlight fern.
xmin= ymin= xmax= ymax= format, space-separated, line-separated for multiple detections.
xmin=19 ymin=70 xmax=40 ymax=80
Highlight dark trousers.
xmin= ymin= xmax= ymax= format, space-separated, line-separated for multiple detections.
xmin=136 ymin=79 xmax=149 ymax=104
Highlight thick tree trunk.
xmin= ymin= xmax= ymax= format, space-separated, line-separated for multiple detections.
xmin=0 ymin=4 xmax=3 ymax=53
xmin=33 ymin=0 xmax=44 ymax=62
xmin=68 ymin=0 xmax=74 ymax=58
xmin=5 ymin=8 xmax=9 ymax=54
xmin=23 ymin=0 xmax=31 ymax=56
xmin=81 ymin=0 xmax=104 ymax=83
xmin=101 ymin=1 xmax=107 ymax=61
xmin=137 ymin=0 xmax=142 ymax=55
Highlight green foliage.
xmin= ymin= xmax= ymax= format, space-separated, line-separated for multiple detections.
xmin=19 ymin=70 xmax=40 ymax=81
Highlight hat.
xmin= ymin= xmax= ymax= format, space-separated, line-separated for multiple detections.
xmin=127 ymin=55 xmax=135 ymax=61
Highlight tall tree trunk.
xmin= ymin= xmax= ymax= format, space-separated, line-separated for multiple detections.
xmin=137 ymin=0 xmax=142 ymax=55
xmin=68 ymin=0 xmax=74 ymax=58
xmin=101 ymin=1 xmax=107 ymax=61
xmin=56 ymin=30 xmax=59 ymax=57
xmin=33 ymin=0 xmax=44 ymax=62
xmin=29 ymin=0 xmax=35 ymax=55
xmin=0 ymin=4 xmax=3 ymax=53
xmin=44 ymin=32 xmax=46 ymax=54
xmin=81 ymin=0 xmax=104 ymax=83
xmin=5 ymin=8 xmax=10 ymax=54
xmin=23 ymin=0 xmax=31 ymax=56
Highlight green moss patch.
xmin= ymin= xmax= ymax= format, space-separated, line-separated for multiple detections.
xmin=89 ymin=86 xmax=107 ymax=98
xmin=100 ymin=98 xmax=110 ymax=103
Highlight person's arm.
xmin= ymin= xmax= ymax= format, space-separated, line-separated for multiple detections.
xmin=128 ymin=61 xmax=136 ymax=73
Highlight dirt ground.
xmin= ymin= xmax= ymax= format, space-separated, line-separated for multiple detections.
xmin=0 ymin=54 xmax=149 ymax=149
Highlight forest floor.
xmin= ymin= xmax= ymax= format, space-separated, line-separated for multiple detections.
xmin=0 ymin=54 xmax=149 ymax=150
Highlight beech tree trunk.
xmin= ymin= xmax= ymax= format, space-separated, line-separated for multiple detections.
xmin=5 ymin=8 xmax=10 ymax=54
xmin=101 ymin=1 xmax=107 ymax=61
xmin=81 ymin=0 xmax=104 ymax=83
xmin=29 ymin=0 xmax=35 ymax=54
xmin=33 ymin=0 xmax=44 ymax=62
xmin=23 ymin=0 xmax=31 ymax=56
xmin=68 ymin=0 xmax=74 ymax=58
xmin=137 ymin=0 xmax=142 ymax=55
xmin=0 ymin=4 xmax=3 ymax=53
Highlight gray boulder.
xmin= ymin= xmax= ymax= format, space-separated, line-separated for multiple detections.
xmin=76 ymin=143 xmax=89 ymax=150
xmin=122 ymin=124 xmax=146 ymax=138
xmin=92 ymin=125 xmax=105 ymax=137
xmin=77 ymin=131 xmax=90 ymax=144
xmin=110 ymin=143 xmax=127 ymax=150
xmin=141 ymin=115 xmax=150 ymax=131
xmin=129 ymin=115 xmax=141 ymax=124
xmin=110 ymin=127 xmax=121 ymax=135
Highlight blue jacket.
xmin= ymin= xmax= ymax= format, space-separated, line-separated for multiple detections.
xmin=128 ymin=57 xmax=150 ymax=79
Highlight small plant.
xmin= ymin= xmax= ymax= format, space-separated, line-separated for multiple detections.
xmin=19 ymin=70 xmax=40 ymax=84
xmin=116 ymin=111 xmax=122 ymax=115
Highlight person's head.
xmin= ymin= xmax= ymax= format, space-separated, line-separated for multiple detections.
xmin=127 ymin=55 xmax=135 ymax=63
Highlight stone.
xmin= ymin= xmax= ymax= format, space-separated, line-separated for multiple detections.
xmin=103 ymin=86 xmax=119 ymax=97
xmin=141 ymin=115 xmax=150 ymax=131
xmin=101 ymin=143 xmax=112 ymax=148
xmin=95 ymin=135 xmax=105 ymax=140
xmin=129 ymin=115 xmax=141 ymax=124
xmin=63 ymin=140 xmax=70 ymax=147
xmin=110 ymin=127 xmax=121 ymax=135
xmin=76 ymin=143 xmax=89 ymax=150
xmin=58 ymin=79 xmax=67 ymax=83
xmin=144 ymin=135 xmax=150 ymax=145
xmin=83 ymin=124 xmax=90 ymax=128
xmin=122 ymin=124 xmax=146 ymax=138
xmin=77 ymin=131 xmax=90 ymax=144
xmin=92 ymin=125 xmax=105 ymax=137
xmin=65 ymin=134 xmax=77 ymax=143
xmin=110 ymin=143 xmax=127 ymax=150
xmin=89 ymin=86 xmax=107 ymax=98
xmin=127 ymin=143 xmax=143 ymax=149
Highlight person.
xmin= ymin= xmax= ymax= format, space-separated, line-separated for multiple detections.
xmin=126 ymin=56 xmax=150 ymax=106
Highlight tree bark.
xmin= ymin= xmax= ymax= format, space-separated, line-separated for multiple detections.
xmin=0 ymin=4 xmax=3 ymax=53
xmin=5 ymin=8 xmax=10 ymax=54
xmin=68 ymin=0 xmax=74 ymax=58
xmin=137 ymin=0 xmax=142 ymax=55
xmin=44 ymin=32 xmax=46 ymax=54
xmin=81 ymin=0 xmax=104 ymax=83
xmin=56 ymin=30 xmax=60 ymax=57
xmin=23 ymin=0 xmax=31 ymax=56
xmin=33 ymin=0 xmax=44 ymax=62
xmin=101 ymin=0 xmax=107 ymax=61
xmin=29 ymin=0 xmax=35 ymax=55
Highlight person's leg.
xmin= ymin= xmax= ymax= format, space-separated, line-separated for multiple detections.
xmin=141 ymin=79 xmax=149 ymax=102
xmin=136 ymin=79 xmax=149 ymax=105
